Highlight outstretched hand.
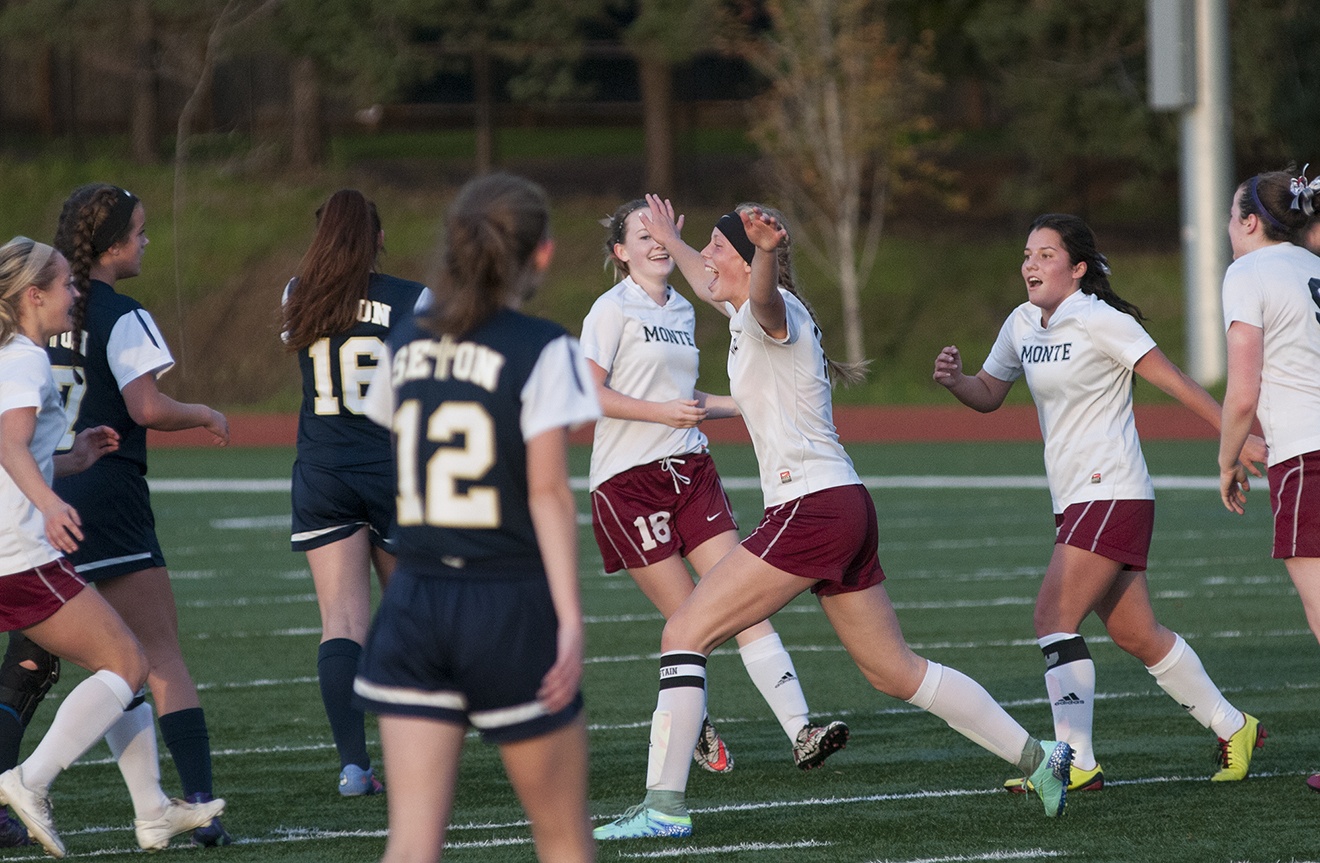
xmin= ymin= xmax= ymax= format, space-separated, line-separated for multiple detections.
xmin=741 ymin=207 xmax=786 ymax=252
xmin=639 ymin=193 xmax=685 ymax=250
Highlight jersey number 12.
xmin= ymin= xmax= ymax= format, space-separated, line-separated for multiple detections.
xmin=393 ymin=399 xmax=500 ymax=528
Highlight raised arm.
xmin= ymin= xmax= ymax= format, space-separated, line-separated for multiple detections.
xmin=742 ymin=208 xmax=787 ymax=339
xmin=933 ymin=345 xmax=1013 ymax=412
xmin=639 ymin=194 xmax=724 ymax=314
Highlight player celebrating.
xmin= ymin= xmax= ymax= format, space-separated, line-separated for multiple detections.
xmin=0 ymin=236 xmax=224 ymax=857
xmin=935 ymin=213 xmax=1267 ymax=795
xmin=280 ymin=189 xmax=429 ymax=796
xmin=354 ymin=173 xmax=599 ymax=863
xmin=581 ymin=198 xmax=847 ymax=773
xmin=1217 ymin=168 xmax=1320 ymax=793
xmin=594 ymin=201 xmax=1072 ymax=841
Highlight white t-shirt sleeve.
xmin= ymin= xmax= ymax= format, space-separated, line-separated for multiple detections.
xmin=413 ymin=288 xmax=433 ymax=314
xmin=106 ymin=309 xmax=174 ymax=389
xmin=981 ymin=313 xmax=1023 ymax=381
xmin=1089 ymin=306 xmax=1157 ymax=368
xmin=362 ymin=344 xmax=395 ymax=429
xmin=735 ymin=288 xmax=799 ymax=345
xmin=579 ymin=294 xmax=623 ymax=371
xmin=521 ymin=335 xmax=601 ymax=441
xmin=1221 ymin=262 xmax=1264 ymax=329
xmin=0 ymin=350 xmax=45 ymax=413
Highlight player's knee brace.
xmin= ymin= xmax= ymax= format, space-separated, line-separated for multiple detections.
xmin=0 ymin=634 xmax=61 ymax=727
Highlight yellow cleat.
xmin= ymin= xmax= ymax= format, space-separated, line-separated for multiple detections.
xmin=1211 ymin=713 xmax=1266 ymax=781
xmin=1004 ymin=761 xmax=1104 ymax=794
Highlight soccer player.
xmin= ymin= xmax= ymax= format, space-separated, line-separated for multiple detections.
xmin=581 ymin=198 xmax=847 ymax=773
xmin=280 ymin=189 xmax=429 ymax=796
xmin=1217 ymin=168 xmax=1320 ymax=793
xmin=594 ymin=200 xmax=1073 ymax=841
xmin=354 ymin=173 xmax=599 ymax=863
xmin=0 ymin=236 xmax=225 ymax=857
xmin=935 ymin=213 xmax=1268 ymax=795
xmin=42 ymin=185 xmax=232 ymax=845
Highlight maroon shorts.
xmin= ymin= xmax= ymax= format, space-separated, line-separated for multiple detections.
xmin=1054 ymin=499 xmax=1154 ymax=571
xmin=591 ymin=453 xmax=738 ymax=573
xmin=741 ymin=483 xmax=885 ymax=597
xmin=1269 ymin=451 xmax=1320 ymax=559
xmin=0 ymin=558 xmax=87 ymax=632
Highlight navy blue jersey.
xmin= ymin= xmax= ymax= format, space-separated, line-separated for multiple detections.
xmin=370 ymin=309 xmax=597 ymax=577
xmin=47 ymin=280 xmax=172 ymax=472
xmin=291 ymin=272 xmax=427 ymax=468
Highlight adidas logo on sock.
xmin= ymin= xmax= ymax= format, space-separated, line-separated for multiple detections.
xmin=1053 ymin=692 xmax=1085 ymax=706
xmin=774 ymin=672 xmax=797 ymax=688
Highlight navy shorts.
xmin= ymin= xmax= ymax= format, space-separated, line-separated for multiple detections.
xmin=1269 ymin=451 xmax=1320 ymax=559
xmin=590 ymin=453 xmax=738 ymax=573
xmin=741 ymin=483 xmax=885 ymax=597
xmin=290 ymin=459 xmax=397 ymax=554
xmin=353 ymin=566 xmax=582 ymax=744
xmin=1054 ymin=499 xmax=1154 ymax=571
xmin=53 ymin=459 xmax=166 ymax=583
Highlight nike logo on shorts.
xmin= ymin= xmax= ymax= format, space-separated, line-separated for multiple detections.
xmin=706 ymin=513 xmax=721 ymax=521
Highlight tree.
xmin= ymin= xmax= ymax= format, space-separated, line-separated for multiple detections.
xmin=739 ymin=0 xmax=949 ymax=367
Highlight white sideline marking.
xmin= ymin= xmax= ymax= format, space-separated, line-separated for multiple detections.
xmin=622 ymin=839 xmax=833 ymax=858
xmin=148 ymin=474 xmax=1237 ymax=494
xmin=211 ymin=514 xmax=290 ymax=529
xmin=864 ymin=852 xmax=1064 ymax=863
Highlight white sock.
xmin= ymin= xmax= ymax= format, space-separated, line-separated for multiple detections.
xmin=105 ymin=699 xmax=170 ymax=821
xmin=21 ymin=669 xmax=134 ymax=793
xmin=906 ymin=661 xmax=1029 ymax=764
xmin=739 ymin=633 xmax=810 ymax=740
xmin=645 ymin=652 xmax=706 ymax=793
xmin=1039 ymin=632 xmax=1098 ymax=770
xmin=1146 ymin=633 xmax=1243 ymax=738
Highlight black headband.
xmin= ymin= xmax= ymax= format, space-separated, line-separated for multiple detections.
xmin=714 ymin=212 xmax=755 ymax=264
xmin=91 ymin=189 xmax=139 ymax=256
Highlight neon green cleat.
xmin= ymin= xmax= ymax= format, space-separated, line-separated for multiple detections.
xmin=1027 ymin=741 xmax=1073 ymax=817
xmin=1211 ymin=713 xmax=1266 ymax=781
xmin=593 ymin=803 xmax=692 ymax=840
xmin=1004 ymin=760 xmax=1103 ymax=794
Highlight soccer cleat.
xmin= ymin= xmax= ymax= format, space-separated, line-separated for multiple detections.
xmin=0 ymin=766 xmax=63 ymax=858
xmin=135 ymin=796 xmax=226 ymax=851
xmin=1211 ymin=713 xmax=1265 ymax=781
xmin=1306 ymin=773 xmax=1320 ymax=793
xmin=792 ymin=720 xmax=850 ymax=770
xmin=339 ymin=763 xmax=385 ymax=796
xmin=1027 ymin=740 xmax=1073 ymax=818
xmin=0 ymin=807 xmax=32 ymax=848
xmin=186 ymin=792 xmax=233 ymax=847
xmin=692 ymin=718 xmax=733 ymax=774
xmin=1004 ymin=761 xmax=1103 ymax=794
xmin=593 ymin=803 xmax=692 ymax=840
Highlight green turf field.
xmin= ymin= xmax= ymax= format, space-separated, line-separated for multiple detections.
xmin=5 ymin=441 xmax=1314 ymax=863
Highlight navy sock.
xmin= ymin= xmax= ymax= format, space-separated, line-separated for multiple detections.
xmin=158 ymin=706 xmax=213 ymax=797
xmin=318 ymin=639 xmax=369 ymax=770
xmin=0 ymin=706 xmax=22 ymax=772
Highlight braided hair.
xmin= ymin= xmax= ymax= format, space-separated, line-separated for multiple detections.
xmin=734 ymin=203 xmax=870 ymax=387
xmin=52 ymin=184 xmax=136 ymax=359
xmin=1028 ymin=214 xmax=1144 ymax=322
xmin=423 ymin=173 xmax=551 ymax=339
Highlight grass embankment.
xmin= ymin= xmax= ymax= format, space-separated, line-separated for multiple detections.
xmin=2 ymin=130 xmax=1191 ymax=411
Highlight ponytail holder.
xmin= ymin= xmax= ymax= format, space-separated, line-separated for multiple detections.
xmin=1289 ymin=164 xmax=1320 ymax=217
xmin=1094 ymin=252 xmax=1112 ymax=277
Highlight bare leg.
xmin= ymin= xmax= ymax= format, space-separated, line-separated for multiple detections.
xmin=500 ymin=717 xmax=594 ymax=863
xmin=97 ymin=568 xmax=197 ymax=713
xmin=378 ymin=715 xmax=465 ymax=863
xmin=1285 ymin=557 xmax=1320 ymax=644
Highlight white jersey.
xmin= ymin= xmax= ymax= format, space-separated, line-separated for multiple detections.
xmin=1221 ymin=242 xmax=1320 ymax=465
xmin=727 ymin=289 xmax=859 ymax=508
xmin=982 ymin=289 xmax=1157 ymax=513
xmin=0 ymin=336 xmax=65 ymax=574
xmin=580 ymin=277 xmax=708 ymax=490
